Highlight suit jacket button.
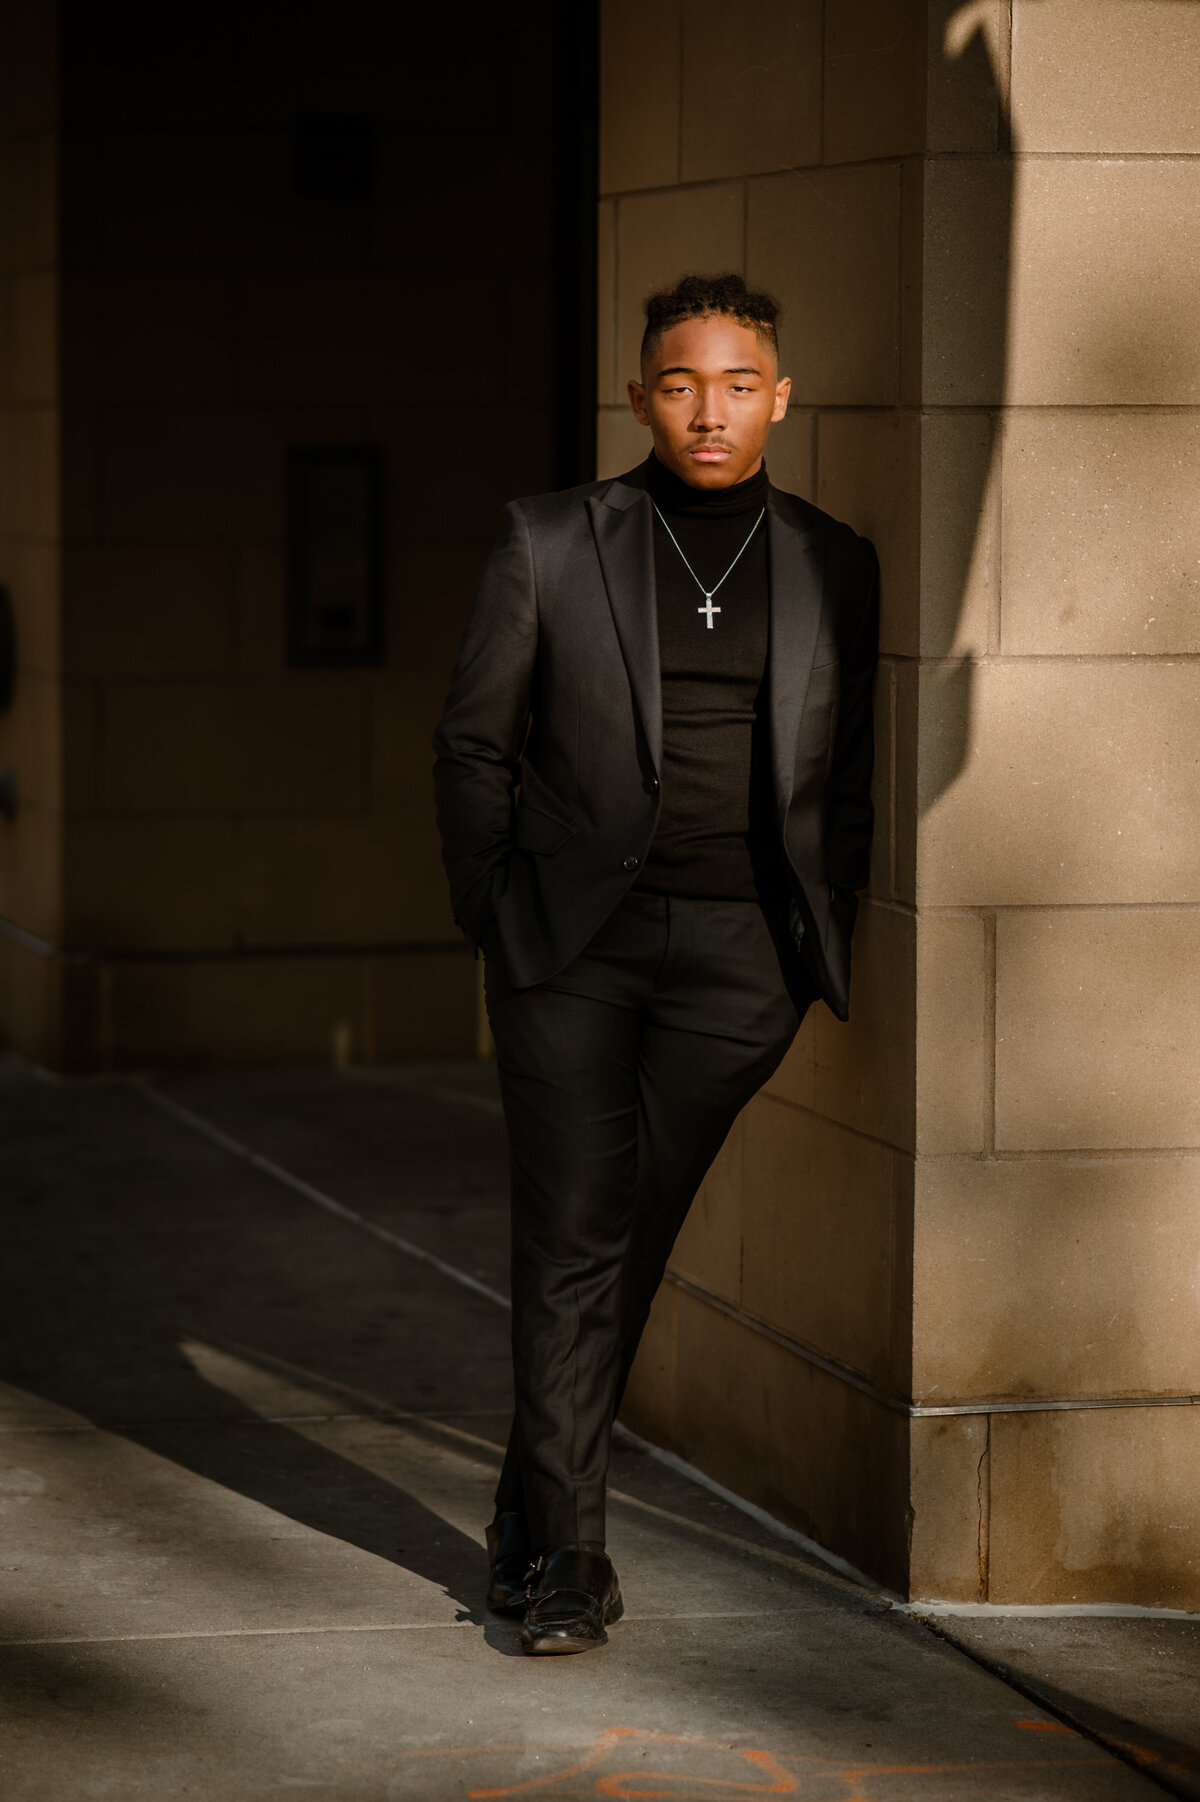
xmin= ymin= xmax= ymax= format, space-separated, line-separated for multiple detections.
xmin=623 ymin=854 xmax=640 ymax=872
xmin=650 ymin=776 xmax=660 ymax=793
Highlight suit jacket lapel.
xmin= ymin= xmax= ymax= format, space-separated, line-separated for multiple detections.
xmin=767 ymin=492 xmax=823 ymax=817
xmin=587 ymin=483 xmax=662 ymax=772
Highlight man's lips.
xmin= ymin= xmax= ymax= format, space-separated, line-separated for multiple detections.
xmin=689 ymin=444 xmax=732 ymax=460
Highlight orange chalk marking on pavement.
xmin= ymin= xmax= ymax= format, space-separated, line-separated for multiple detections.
xmin=405 ymin=1722 xmax=1111 ymax=1801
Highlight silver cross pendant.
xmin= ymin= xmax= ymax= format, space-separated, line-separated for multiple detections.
xmin=698 ymin=594 xmax=721 ymax=629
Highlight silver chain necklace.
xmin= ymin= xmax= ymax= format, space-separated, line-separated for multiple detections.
xmin=652 ymin=503 xmax=766 ymax=629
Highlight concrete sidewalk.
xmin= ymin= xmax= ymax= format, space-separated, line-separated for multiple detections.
xmin=0 ymin=1055 xmax=1196 ymax=1801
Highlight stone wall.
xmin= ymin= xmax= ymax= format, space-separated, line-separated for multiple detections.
xmin=0 ymin=1 xmax=558 ymax=1069
xmin=606 ymin=0 xmax=1200 ymax=1604
xmin=0 ymin=0 xmax=62 ymax=1065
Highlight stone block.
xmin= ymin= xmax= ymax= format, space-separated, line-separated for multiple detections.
xmin=616 ymin=184 xmax=745 ymax=386
xmin=110 ymin=954 xmax=369 ymax=1069
xmin=739 ymin=1098 xmax=896 ymax=1387
xmin=671 ymin=1285 xmax=816 ymax=1537
xmin=764 ymin=407 xmax=813 ymax=501
xmin=762 ymin=1001 xmax=815 ymax=1108
xmin=929 ymin=158 xmax=1200 ymax=407
xmin=7 ymin=669 xmax=60 ymax=811
xmin=890 ymin=1151 xmax=915 ymax=1402
xmin=1010 ymin=0 xmax=1200 ymax=153
xmin=0 ymin=133 xmax=56 ymax=273
xmin=620 ymin=1280 xmax=679 ymax=1451
xmin=0 ymin=2 xmax=56 ymax=141
xmin=812 ymin=899 xmax=916 ymax=1152
xmin=748 ymin=164 xmax=901 ymax=406
xmin=237 ymin=679 xmax=367 ymax=816
xmin=0 ymin=405 xmax=56 ymax=538
xmin=92 ymin=130 xmax=367 ymax=273
xmin=0 ymin=935 xmax=62 ymax=1071
xmin=372 ymin=135 xmax=553 ymax=274
xmin=101 ymin=409 xmax=370 ymax=546
xmin=893 ymin=657 xmax=918 ymax=906
xmin=926 ymin=0 xmax=1006 ymax=153
xmin=995 ymin=910 xmax=1200 ymax=1154
xmin=64 ymin=546 xmax=233 ymax=677
xmin=1010 ymin=160 xmax=1200 ymax=405
xmin=65 ymin=817 xmax=240 ymax=952
xmin=919 ymin=410 xmax=997 ymax=659
xmin=824 ymin=0 xmax=924 ymax=163
xmin=913 ymin=1154 xmax=1200 ymax=1404
xmin=1000 ymin=411 xmax=1200 ymax=656
xmin=866 ymin=657 xmax=895 ymax=903
xmin=918 ymin=661 xmax=1200 ymax=906
xmin=600 ymin=0 xmax=681 ymax=194
xmin=988 ymin=1405 xmax=1200 ymax=1607
xmin=365 ymin=948 xmax=477 ymax=1062
xmin=899 ymin=156 xmax=924 ymax=406
xmin=232 ymin=545 xmax=285 ymax=676
xmin=597 ymin=199 xmax=617 ymax=406
xmin=916 ymin=910 xmax=985 ymax=1155
xmin=908 ymin=1413 xmax=989 ymax=1603
xmin=666 ymin=1111 xmax=744 ymax=1307
xmin=0 ymin=278 xmax=15 ymax=400
xmin=0 ymin=539 xmax=59 ymax=678
xmin=816 ymin=410 xmax=919 ymax=658
xmin=61 ymin=678 xmax=94 ymax=814
xmin=369 ymin=684 xmax=451 ymax=821
xmin=238 ymin=275 xmax=497 ymax=408
xmin=240 ymin=812 xmax=452 ymax=948
xmin=920 ymin=159 xmax=1012 ymax=407
xmin=0 ymin=792 xmax=60 ymax=942
xmin=98 ymin=679 xmax=366 ymax=817
xmin=681 ymin=0 xmax=821 ymax=181
xmin=63 ymin=272 xmax=232 ymax=406
xmin=500 ymin=269 xmax=555 ymax=424
xmin=806 ymin=1357 xmax=909 ymax=1591
xmin=9 ymin=269 xmax=55 ymax=403
xmin=595 ymin=407 xmax=650 ymax=481
xmin=61 ymin=407 xmax=98 ymax=541
xmin=375 ymin=409 xmax=552 ymax=547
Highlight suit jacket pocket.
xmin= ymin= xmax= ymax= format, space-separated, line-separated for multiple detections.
xmin=514 ymin=803 xmax=575 ymax=855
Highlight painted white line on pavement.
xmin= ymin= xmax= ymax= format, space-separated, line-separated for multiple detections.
xmin=132 ymin=1078 xmax=511 ymax=1313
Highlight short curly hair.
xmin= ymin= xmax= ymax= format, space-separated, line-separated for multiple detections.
xmin=640 ymin=272 xmax=781 ymax=366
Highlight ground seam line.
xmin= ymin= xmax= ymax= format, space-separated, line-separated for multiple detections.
xmin=0 ymin=1608 xmax=817 ymax=1650
xmin=131 ymin=1079 xmax=511 ymax=1312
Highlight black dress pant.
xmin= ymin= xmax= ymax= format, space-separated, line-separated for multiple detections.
xmin=483 ymin=888 xmax=813 ymax=1552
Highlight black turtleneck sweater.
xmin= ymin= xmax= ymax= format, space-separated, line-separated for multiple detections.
xmin=637 ymin=453 xmax=786 ymax=903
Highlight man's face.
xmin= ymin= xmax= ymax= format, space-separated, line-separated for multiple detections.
xmin=627 ymin=314 xmax=791 ymax=490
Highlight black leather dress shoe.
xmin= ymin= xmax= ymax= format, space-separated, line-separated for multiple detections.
xmin=485 ymin=1511 xmax=533 ymax=1617
xmin=520 ymin=1544 xmax=623 ymax=1655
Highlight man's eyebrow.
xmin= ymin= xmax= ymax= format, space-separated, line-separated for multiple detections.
xmin=655 ymin=365 xmax=763 ymax=377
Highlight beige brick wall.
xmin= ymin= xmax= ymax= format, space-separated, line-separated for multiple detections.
xmin=1 ymin=8 xmax=558 ymax=1069
xmin=608 ymin=0 xmax=1200 ymax=1604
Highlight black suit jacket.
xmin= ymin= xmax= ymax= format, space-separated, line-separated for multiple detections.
xmin=432 ymin=461 xmax=879 ymax=1020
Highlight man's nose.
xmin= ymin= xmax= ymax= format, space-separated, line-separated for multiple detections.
xmin=690 ymin=388 xmax=725 ymax=431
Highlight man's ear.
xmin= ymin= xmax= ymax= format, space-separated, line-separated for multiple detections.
xmin=771 ymin=374 xmax=791 ymax=424
xmin=627 ymin=378 xmax=650 ymax=425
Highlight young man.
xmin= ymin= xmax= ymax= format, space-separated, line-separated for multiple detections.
xmin=433 ymin=273 xmax=878 ymax=1655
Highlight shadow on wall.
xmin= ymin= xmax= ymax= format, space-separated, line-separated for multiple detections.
xmin=920 ymin=1 xmax=1014 ymax=817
